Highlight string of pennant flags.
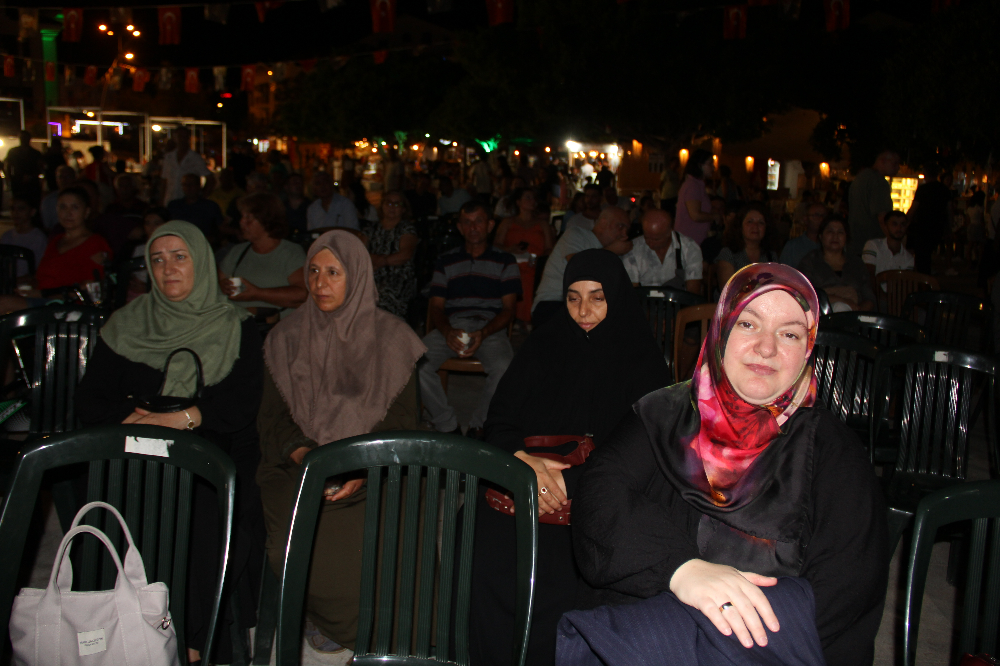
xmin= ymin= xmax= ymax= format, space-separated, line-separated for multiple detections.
xmin=4 ymin=0 xmax=965 ymax=91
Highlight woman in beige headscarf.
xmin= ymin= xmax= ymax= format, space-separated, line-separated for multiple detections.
xmin=257 ymin=230 xmax=426 ymax=655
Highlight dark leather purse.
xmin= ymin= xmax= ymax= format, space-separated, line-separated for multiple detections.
xmin=486 ymin=435 xmax=595 ymax=525
xmin=136 ymin=348 xmax=203 ymax=414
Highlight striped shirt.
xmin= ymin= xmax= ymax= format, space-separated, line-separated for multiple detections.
xmin=430 ymin=245 xmax=522 ymax=318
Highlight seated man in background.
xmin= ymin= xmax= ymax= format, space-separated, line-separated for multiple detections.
xmin=306 ymin=171 xmax=359 ymax=231
xmin=167 ymin=173 xmax=224 ymax=243
xmin=420 ymin=200 xmax=520 ymax=439
xmin=564 ymin=183 xmax=603 ymax=232
xmin=437 ymin=176 xmax=472 ymax=216
xmin=862 ymin=209 xmax=913 ymax=292
xmin=781 ymin=203 xmax=827 ymax=269
xmin=623 ymin=208 xmax=702 ymax=293
xmin=532 ymin=206 xmax=632 ymax=328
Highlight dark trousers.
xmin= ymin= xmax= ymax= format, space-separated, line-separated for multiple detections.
xmin=556 ymin=577 xmax=826 ymax=666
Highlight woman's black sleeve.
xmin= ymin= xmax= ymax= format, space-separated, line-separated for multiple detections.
xmin=198 ymin=320 xmax=264 ymax=434
xmin=802 ymin=419 xmax=890 ymax=666
xmin=483 ymin=348 xmax=531 ymax=455
xmin=572 ymin=411 xmax=701 ymax=599
xmin=76 ymin=339 xmax=141 ymax=426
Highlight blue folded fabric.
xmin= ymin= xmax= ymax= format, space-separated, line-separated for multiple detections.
xmin=556 ymin=577 xmax=826 ymax=666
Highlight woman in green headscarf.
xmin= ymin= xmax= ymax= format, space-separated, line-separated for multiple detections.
xmin=78 ymin=220 xmax=267 ymax=665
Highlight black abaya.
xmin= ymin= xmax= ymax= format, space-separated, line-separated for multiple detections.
xmin=468 ymin=249 xmax=671 ymax=666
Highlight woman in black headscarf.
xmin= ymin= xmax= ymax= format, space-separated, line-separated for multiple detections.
xmin=468 ymin=248 xmax=671 ymax=666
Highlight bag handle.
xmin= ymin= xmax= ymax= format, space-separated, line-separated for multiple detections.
xmin=37 ymin=525 xmax=150 ymax=666
xmin=157 ymin=348 xmax=204 ymax=400
xmin=65 ymin=501 xmax=148 ymax=589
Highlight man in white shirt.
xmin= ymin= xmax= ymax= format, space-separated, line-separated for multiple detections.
xmin=564 ymin=183 xmax=603 ymax=232
xmin=622 ymin=208 xmax=703 ymax=293
xmin=306 ymin=171 xmax=359 ymax=231
xmin=160 ymin=127 xmax=215 ymax=205
xmin=862 ymin=210 xmax=914 ymax=291
xmin=437 ymin=177 xmax=472 ymax=215
xmin=532 ymin=206 xmax=633 ymax=327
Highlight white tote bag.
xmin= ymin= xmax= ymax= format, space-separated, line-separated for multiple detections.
xmin=9 ymin=501 xmax=180 ymax=666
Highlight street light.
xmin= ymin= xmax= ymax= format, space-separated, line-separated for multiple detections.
xmin=98 ymin=24 xmax=107 ymax=31
xmin=124 ymin=53 xmax=134 ymax=60
xmin=151 ymin=125 xmax=162 ymax=131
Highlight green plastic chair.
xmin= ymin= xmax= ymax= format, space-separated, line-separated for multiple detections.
xmin=0 ymin=305 xmax=107 ymax=436
xmin=814 ymin=287 xmax=832 ymax=316
xmin=811 ymin=330 xmax=880 ymax=446
xmin=0 ymin=424 xmax=235 ymax=664
xmin=902 ymin=291 xmax=993 ymax=354
xmin=821 ymin=311 xmax=927 ymax=349
xmin=635 ymin=286 xmax=706 ymax=383
xmin=871 ymin=346 xmax=998 ymax=552
xmin=903 ymin=481 xmax=1000 ymax=666
xmin=276 ymin=431 xmax=538 ymax=666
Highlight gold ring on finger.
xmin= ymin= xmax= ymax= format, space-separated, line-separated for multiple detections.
xmin=719 ymin=602 xmax=734 ymax=613
xmin=539 ymin=487 xmax=548 ymax=494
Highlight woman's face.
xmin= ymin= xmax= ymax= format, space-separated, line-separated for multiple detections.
xmin=566 ymin=280 xmax=607 ymax=332
xmin=56 ymin=193 xmax=90 ymax=230
xmin=722 ymin=290 xmax=809 ymax=405
xmin=700 ymin=159 xmax=714 ymax=178
xmin=820 ymin=221 xmax=847 ymax=254
xmin=240 ymin=211 xmax=268 ymax=243
xmin=382 ymin=193 xmax=405 ymax=223
xmin=518 ymin=190 xmax=537 ymax=213
xmin=308 ymin=248 xmax=348 ymax=312
xmin=742 ymin=210 xmax=766 ymax=243
xmin=149 ymin=235 xmax=195 ymax=302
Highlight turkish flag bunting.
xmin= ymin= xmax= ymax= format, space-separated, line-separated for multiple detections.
xmin=133 ymin=68 xmax=150 ymax=92
xmin=62 ymin=8 xmax=83 ymax=42
xmin=255 ymin=2 xmax=283 ymax=22
xmin=84 ymin=65 xmax=98 ymax=85
xmin=373 ymin=50 xmax=387 ymax=64
xmin=824 ymin=0 xmax=849 ymax=31
xmin=45 ymin=61 xmax=56 ymax=82
xmin=241 ymin=65 xmax=256 ymax=91
xmin=184 ymin=68 xmax=200 ymax=93
xmin=158 ymin=7 xmax=182 ymax=45
xmin=486 ymin=0 xmax=513 ymax=26
xmin=723 ymin=5 xmax=747 ymax=39
xmin=370 ymin=0 xmax=396 ymax=33
xmin=3 ymin=56 xmax=14 ymax=78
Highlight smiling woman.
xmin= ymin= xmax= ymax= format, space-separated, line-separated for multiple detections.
xmin=568 ymin=263 xmax=890 ymax=666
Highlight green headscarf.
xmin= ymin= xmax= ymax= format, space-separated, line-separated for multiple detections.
xmin=101 ymin=220 xmax=249 ymax=398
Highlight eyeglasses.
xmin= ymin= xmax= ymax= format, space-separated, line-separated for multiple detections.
xmin=385 ymin=201 xmax=403 ymax=207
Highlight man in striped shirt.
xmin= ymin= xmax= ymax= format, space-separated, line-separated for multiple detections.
xmin=421 ymin=200 xmax=521 ymax=439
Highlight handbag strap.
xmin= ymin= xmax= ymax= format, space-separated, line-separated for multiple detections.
xmin=66 ymin=501 xmax=148 ymax=588
xmin=38 ymin=525 xmax=151 ymax=666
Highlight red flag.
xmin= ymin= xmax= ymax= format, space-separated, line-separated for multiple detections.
xmin=184 ymin=67 xmax=200 ymax=93
xmin=241 ymin=65 xmax=256 ymax=91
xmin=4 ymin=56 xmax=14 ymax=78
xmin=158 ymin=6 xmax=182 ymax=45
xmin=824 ymin=0 xmax=849 ymax=31
xmin=84 ymin=65 xmax=98 ymax=85
xmin=299 ymin=59 xmax=317 ymax=73
xmin=45 ymin=61 xmax=56 ymax=82
xmin=373 ymin=50 xmax=387 ymax=64
xmin=133 ymin=68 xmax=150 ymax=92
xmin=62 ymin=8 xmax=83 ymax=42
xmin=723 ymin=6 xmax=747 ymax=39
xmin=370 ymin=0 xmax=396 ymax=33
xmin=255 ymin=2 xmax=283 ymax=22
xmin=485 ymin=0 xmax=513 ymax=26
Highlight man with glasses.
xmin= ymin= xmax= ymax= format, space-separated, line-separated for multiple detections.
xmin=780 ymin=203 xmax=828 ymax=269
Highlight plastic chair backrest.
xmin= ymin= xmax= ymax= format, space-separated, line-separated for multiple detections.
xmin=903 ymin=481 xmax=1000 ymax=665
xmin=636 ymin=286 xmax=705 ymax=380
xmin=276 ymin=431 xmax=538 ymax=666
xmin=672 ymin=303 xmax=715 ymax=383
xmin=812 ymin=330 xmax=880 ymax=432
xmin=0 ymin=424 xmax=236 ymax=662
xmin=815 ymin=287 xmax=833 ymax=316
xmin=871 ymin=346 xmax=997 ymax=479
xmin=902 ymin=290 xmax=993 ymax=353
xmin=0 ymin=305 xmax=107 ymax=436
xmin=821 ymin=311 xmax=927 ymax=348
xmin=113 ymin=255 xmax=147 ymax=310
xmin=876 ymin=270 xmax=940 ymax=317
xmin=0 ymin=244 xmax=34 ymax=295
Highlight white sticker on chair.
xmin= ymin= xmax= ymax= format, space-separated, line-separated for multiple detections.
xmin=125 ymin=436 xmax=172 ymax=457
xmin=66 ymin=311 xmax=82 ymax=322
xmin=649 ymin=290 xmax=664 ymax=298
xmin=859 ymin=316 xmax=877 ymax=323
xmin=934 ymin=351 xmax=949 ymax=363
xmin=78 ymin=628 xmax=106 ymax=656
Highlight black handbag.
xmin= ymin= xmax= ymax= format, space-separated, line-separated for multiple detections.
xmin=136 ymin=348 xmax=203 ymax=414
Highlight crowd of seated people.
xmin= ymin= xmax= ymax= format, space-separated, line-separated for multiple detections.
xmin=8 ymin=139 xmax=1000 ymax=666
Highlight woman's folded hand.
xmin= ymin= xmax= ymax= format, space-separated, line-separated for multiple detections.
xmin=669 ymin=558 xmax=780 ymax=649
xmin=513 ymin=451 xmax=570 ymax=516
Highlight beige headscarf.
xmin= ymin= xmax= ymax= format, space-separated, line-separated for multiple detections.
xmin=263 ymin=230 xmax=427 ymax=445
